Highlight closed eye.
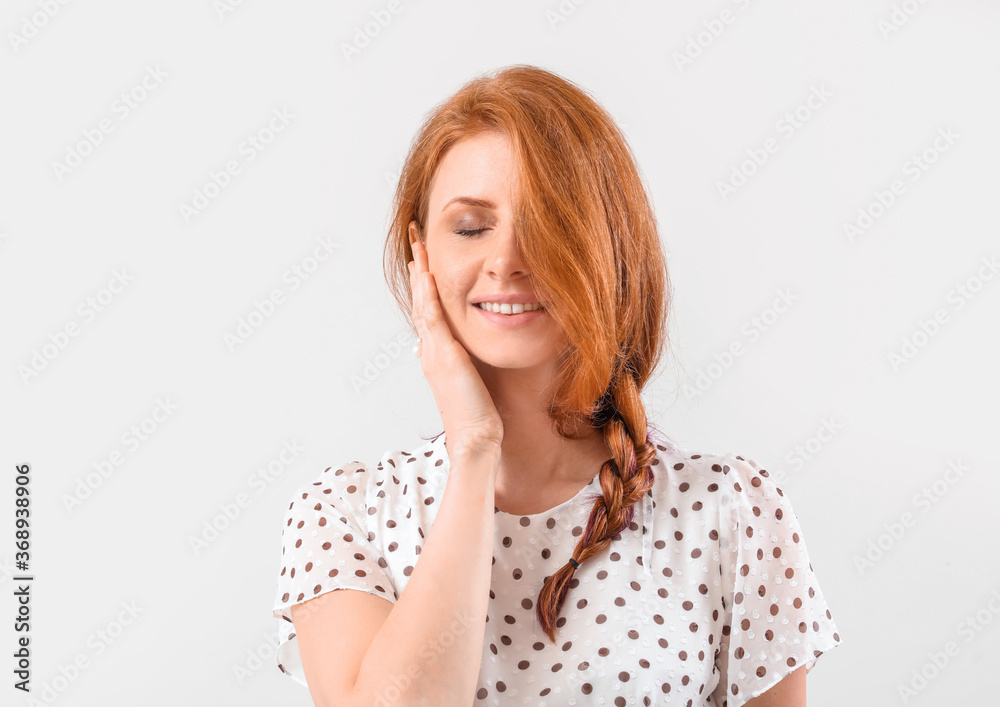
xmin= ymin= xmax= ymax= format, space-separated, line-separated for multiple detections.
xmin=455 ymin=229 xmax=487 ymax=237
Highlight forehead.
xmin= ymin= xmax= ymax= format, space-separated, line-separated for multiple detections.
xmin=427 ymin=132 xmax=518 ymax=215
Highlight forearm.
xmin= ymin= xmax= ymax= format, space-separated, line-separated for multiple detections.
xmin=351 ymin=446 xmax=499 ymax=706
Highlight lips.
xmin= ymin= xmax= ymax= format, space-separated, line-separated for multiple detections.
xmin=471 ymin=293 xmax=543 ymax=305
xmin=474 ymin=302 xmax=546 ymax=328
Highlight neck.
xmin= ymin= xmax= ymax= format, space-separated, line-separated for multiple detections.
xmin=473 ymin=359 xmax=610 ymax=493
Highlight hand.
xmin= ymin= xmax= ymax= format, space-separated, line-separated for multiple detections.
xmin=408 ymin=231 xmax=504 ymax=457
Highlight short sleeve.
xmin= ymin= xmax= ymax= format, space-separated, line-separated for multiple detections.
xmin=711 ymin=454 xmax=842 ymax=706
xmin=271 ymin=461 xmax=398 ymax=686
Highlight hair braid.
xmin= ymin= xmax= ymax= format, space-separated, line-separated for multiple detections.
xmin=534 ymin=372 xmax=658 ymax=643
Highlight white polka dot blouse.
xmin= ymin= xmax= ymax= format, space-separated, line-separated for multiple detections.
xmin=272 ymin=432 xmax=842 ymax=705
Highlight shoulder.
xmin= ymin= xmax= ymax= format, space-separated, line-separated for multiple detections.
xmin=649 ymin=439 xmax=757 ymax=490
xmin=649 ymin=441 xmax=785 ymax=518
xmin=283 ymin=434 xmax=450 ymax=525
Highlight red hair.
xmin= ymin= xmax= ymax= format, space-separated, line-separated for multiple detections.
xmin=383 ymin=64 xmax=673 ymax=643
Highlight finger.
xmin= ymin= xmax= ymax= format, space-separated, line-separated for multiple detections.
xmin=423 ymin=272 xmax=443 ymax=324
xmin=413 ymin=238 xmax=429 ymax=275
xmin=411 ymin=242 xmax=432 ymax=327
xmin=407 ymin=269 xmax=425 ymax=350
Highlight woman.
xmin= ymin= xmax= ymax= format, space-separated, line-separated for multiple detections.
xmin=272 ymin=64 xmax=842 ymax=706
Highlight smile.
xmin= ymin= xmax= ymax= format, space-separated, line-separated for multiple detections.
xmin=475 ymin=302 xmax=544 ymax=314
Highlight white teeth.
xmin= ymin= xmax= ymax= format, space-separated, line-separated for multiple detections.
xmin=477 ymin=301 xmax=544 ymax=314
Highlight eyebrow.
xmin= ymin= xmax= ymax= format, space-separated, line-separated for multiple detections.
xmin=441 ymin=196 xmax=497 ymax=213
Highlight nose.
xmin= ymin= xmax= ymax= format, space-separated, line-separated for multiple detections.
xmin=484 ymin=223 xmax=529 ymax=280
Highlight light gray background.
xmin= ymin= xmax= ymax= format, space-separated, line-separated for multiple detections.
xmin=2 ymin=1 xmax=998 ymax=705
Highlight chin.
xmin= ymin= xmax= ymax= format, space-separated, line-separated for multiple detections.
xmin=469 ymin=347 xmax=555 ymax=370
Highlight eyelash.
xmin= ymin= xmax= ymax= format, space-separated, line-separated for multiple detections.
xmin=455 ymin=229 xmax=487 ymax=238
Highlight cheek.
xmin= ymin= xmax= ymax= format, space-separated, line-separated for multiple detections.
xmin=434 ymin=269 xmax=472 ymax=307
